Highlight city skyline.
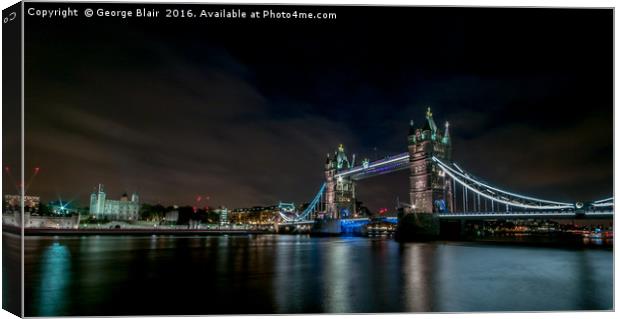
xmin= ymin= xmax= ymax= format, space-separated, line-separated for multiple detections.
xmin=8 ymin=6 xmax=612 ymax=211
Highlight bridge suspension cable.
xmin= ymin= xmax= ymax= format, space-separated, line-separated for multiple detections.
xmin=432 ymin=156 xmax=574 ymax=210
xmin=594 ymin=197 xmax=613 ymax=203
xmin=592 ymin=197 xmax=614 ymax=207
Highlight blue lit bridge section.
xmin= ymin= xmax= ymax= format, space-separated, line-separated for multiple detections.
xmin=278 ymin=183 xmax=326 ymax=223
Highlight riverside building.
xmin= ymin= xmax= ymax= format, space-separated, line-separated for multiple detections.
xmin=89 ymin=184 xmax=140 ymax=221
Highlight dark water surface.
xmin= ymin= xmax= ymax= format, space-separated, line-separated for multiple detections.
xmin=20 ymin=234 xmax=612 ymax=316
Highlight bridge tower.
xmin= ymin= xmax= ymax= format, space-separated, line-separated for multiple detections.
xmin=324 ymin=144 xmax=356 ymax=219
xmin=408 ymin=107 xmax=453 ymax=214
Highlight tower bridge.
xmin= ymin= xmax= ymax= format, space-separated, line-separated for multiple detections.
xmin=277 ymin=107 xmax=613 ymax=235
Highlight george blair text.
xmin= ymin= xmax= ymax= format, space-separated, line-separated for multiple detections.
xmin=136 ymin=8 xmax=160 ymax=18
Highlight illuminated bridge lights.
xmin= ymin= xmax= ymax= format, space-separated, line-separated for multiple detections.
xmin=593 ymin=197 xmax=614 ymax=203
xmin=433 ymin=156 xmax=613 ymax=213
xmin=438 ymin=211 xmax=614 ymax=219
xmin=339 ymin=217 xmax=371 ymax=224
xmin=592 ymin=201 xmax=614 ymax=208
xmin=432 ymin=157 xmax=578 ymax=210
xmin=335 ymin=152 xmax=409 ymax=179
xmin=356 ymin=161 xmax=410 ymax=178
xmin=282 ymin=150 xmax=612 ymax=225
xmin=278 ymin=183 xmax=326 ymax=223
xmin=432 ymin=156 xmax=574 ymax=207
xmin=278 ymin=202 xmax=296 ymax=212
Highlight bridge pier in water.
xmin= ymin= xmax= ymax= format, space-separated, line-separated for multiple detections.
xmin=438 ymin=219 xmax=467 ymax=240
xmin=311 ymin=219 xmax=343 ymax=236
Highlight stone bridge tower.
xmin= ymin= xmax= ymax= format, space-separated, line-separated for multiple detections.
xmin=324 ymin=144 xmax=356 ymax=219
xmin=408 ymin=107 xmax=453 ymax=214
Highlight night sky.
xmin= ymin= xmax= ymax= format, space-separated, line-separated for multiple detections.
xmin=13 ymin=4 xmax=613 ymax=211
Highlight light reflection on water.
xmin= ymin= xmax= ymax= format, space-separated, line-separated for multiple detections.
xmin=36 ymin=242 xmax=70 ymax=316
xmin=322 ymin=240 xmax=352 ymax=313
xmin=402 ymin=243 xmax=433 ymax=312
xmin=19 ymin=235 xmax=613 ymax=316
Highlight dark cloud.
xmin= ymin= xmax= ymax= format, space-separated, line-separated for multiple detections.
xmin=454 ymin=114 xmax=612 ymax=202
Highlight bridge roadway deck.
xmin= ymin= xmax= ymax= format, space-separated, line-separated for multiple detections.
xmin=437 ymin=211 xmax=613 ymax=220
xmin=283 ymin=211 xmax=613 ymax=225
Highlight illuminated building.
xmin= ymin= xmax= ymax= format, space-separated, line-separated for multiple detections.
xmin=3 ymin=194 xmax=40 ymax=213
xmin=89 ymin=184 xmax=140 ymax=221
xmin=164 ymin=210 xmax=179 ymax=223
xmin=230 ymin=205 xmax=279 ymax=224
xmin=215 ymin=206 xmax=229 ymax=225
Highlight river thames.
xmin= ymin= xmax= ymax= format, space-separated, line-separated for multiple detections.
xmin=14 ymin=234 xmax=613 ymax=316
